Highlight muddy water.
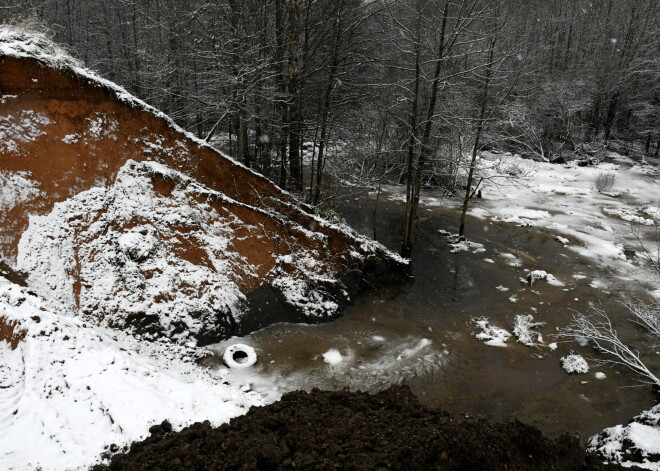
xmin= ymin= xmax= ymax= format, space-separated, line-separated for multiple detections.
xmin=205 ymin=190 xmax=658 ymax=443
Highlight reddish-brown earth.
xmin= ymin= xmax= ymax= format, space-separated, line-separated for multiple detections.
xmin=0 ymin=52 xmax=406 ymax=343
xmin=94 ymin=386 xmax=634 ymax=471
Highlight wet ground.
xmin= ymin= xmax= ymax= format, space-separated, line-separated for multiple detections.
xmin=203 ymin=186 xmax=659 ymax=443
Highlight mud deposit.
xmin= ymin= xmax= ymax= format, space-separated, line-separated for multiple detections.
xmin=95 ymin=386 xmax=632 ymax=471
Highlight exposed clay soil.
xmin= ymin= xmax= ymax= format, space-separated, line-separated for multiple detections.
xmin=1 ymin=54 xmax=408 ymax=344
xmin=94 ymin=386 xmax=633 ymax=471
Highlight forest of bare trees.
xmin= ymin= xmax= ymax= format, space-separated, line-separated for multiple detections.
xmin=2 ymin=0 xmax=658 ymax=252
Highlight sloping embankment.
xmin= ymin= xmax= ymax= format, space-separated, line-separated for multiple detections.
xmin=0 ymin=27 xmax=407 ymax=345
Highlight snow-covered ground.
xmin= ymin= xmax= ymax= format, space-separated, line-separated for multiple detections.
xmin=471 ymin=152 xmax=659 ymax=289
xmin=589 ymin=404 xmax=660 ymax=470
xmin=0 ymin=279 xmax=262 ymax=470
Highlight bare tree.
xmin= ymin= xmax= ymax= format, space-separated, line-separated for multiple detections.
xmin=558 ymin=306 xmax=659 ymax=387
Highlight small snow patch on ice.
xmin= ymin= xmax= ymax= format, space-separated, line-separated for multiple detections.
xmin=594 ymin=372 xmax=606 ymax=380
xmin=322 ymin=349 xmax=343 ymax=365
xmin=589 ymin=279 xmax=607 ymax=290
xmin=642 ymin=206 xmax=660 ymax=220
xmin=483 ymin=258 xmax=495 ymax=263
xmin=495 ymin=285 xmax=509 ymax=292
xmin=396 ymin=338 xmax=431 ymax=360
xmin=442 ymin=233 xmax=486 ymax=254
xmin=499 ymin=253 xmax=522 ymax=267
xmin=556 ymin=236 xmax=570 ymax=245
xmin=527 ymin=270 xmax=547 ymax=286
xmin=473 ymin=317 xmax=511 ymax=347
xmin=603 ymin=208 xmax=655 ymax=226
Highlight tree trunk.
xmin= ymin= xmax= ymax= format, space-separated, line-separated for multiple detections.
xmin=459 ymin=37 xmax=495 ymax=237
xmin=275 ymin=0 xmax=288 ymax=189
xmin=287 ymin=0 xmax=303 ymax=192
xmin=403 ymin=1 xmax=449 ymax=254
xmin=604 ymin=91 xmax=619 ymax=142
xmin=313 ymin=3 xmax=343 ymax=206
xmin=400 ymin=17 xmax=422 ymax=258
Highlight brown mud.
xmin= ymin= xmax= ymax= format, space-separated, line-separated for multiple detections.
xmin=94 ymin=386 xmax=635 ymax=471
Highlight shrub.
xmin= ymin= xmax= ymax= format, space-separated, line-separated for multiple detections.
xmin=594 ymin=171 xmax=616 ymax=193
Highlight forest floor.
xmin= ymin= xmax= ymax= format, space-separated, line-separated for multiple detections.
xmin=95 ymin=385 xmax=637 ymax=471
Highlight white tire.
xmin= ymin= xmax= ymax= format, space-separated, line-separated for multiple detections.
xmin=223 ymin=344 xmax=257 ymax=369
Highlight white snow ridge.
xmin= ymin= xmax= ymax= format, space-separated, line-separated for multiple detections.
xmin=0 ymin=281 xmax=261 ymax=471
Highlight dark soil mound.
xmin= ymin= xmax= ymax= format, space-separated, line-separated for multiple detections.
xmin=94 ymin=386 xmax=630 ymax=471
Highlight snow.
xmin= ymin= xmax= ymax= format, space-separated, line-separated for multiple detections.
xmin=527 ymin=270 xmax=548 ymax=286
xmin=589 ymin=404 xmax=660 ymax=470
xmin=396 ymin=338 xmax=432 ymax=360
xmin=560 ymin=353 xmax=589 ymax=374
xmin=16 ymin=160 xmax=249 ymax=343
xmin=473 ymin=317 xmax=511 ymax=347
xmin=0 ymin=171 xmax=41 ymax=212
xmin=595 ymin=372 xmax=607 ymax=380
xmin=322 ymin=348 xmax=344 ymax=365
xmin=642 ymin=206 xmax=660 ymax=220
xmin=466 ymin=152 xmax=660 ymax=278
xmin=15 ymin=159 xmax=358 ymax=343
xmin=527 ymin=270 xmax=564 ymax=287
xmin=0 ymin=110 xmax=51 ymax=154
xmin=603 ymin=207 xmax=655 ymax=226
xmin=499 ymin=252 xmax=522 ymax=267
xmin=0 ymin=281 xmax=261 ymax=471
xmin=512 ymin=314 xmax=545 ymax=346
xmin=440 ymin=232 xmax=486 ymax=254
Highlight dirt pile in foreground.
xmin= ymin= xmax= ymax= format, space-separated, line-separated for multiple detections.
xmin=95 ymin=386 xmax=631 ymax=471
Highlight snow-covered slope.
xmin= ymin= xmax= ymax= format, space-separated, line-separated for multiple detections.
xmin=16 ymin=159 xmax=375 ymax=344
xmin=0 ymin=279 xmax=262 ymax=470
xmin=0 ymin=24 xmax=407 ymax=344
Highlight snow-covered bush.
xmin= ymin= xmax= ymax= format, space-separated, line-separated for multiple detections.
xmin=588 ymin=404 xmax=660 ymax=469
xmin=513 ymin=314 xmax=545 ymax=346
xmin=560 ymin=353 xmax=589 ymax=374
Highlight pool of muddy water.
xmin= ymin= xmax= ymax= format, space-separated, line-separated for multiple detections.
xmin=204 ymin=190 xmax=659 ymax=443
